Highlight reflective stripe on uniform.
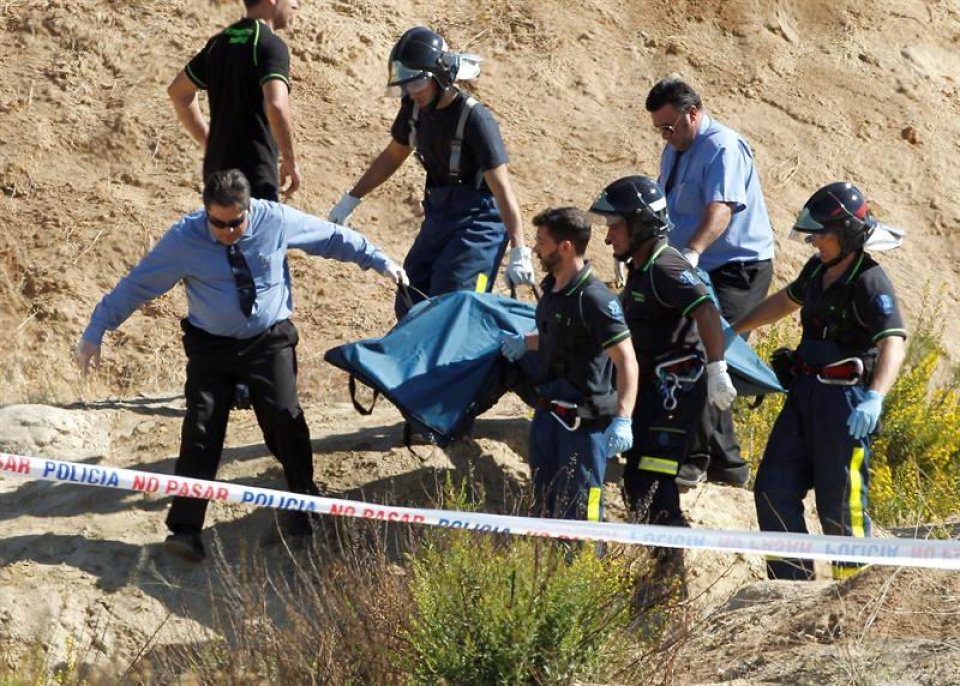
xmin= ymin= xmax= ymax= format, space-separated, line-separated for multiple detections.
xmin=638 ymin=456 xmax=680 ymax=476
xmin=849 ymin=446 xmax=866 ymax=538
xmin=832 ymin=564 xmax=869 ymax=581
xmin=475 ymin=273 xmax=489 ymax=293
xmin=587 ymin=487 xmax=602 ymax=522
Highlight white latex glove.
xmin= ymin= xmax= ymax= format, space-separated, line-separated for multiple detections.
xmin=681 ymin=248 xmax=700 ymax=269
xmin=328 ymin=191 xmax=361 ymax=226
xmin=504 ymin=246 xmax=536 ymax=287
xmin=384 ymin=261 xmax=410 ymax=286
xmin=74 ymin=339 xmax=101 ymax=375
xmin=706 ymin=360 xmax=737 ymax=411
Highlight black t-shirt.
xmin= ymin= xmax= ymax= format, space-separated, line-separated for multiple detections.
xmin=185 ymin=18 xmax=291 ymax=196
xmin=786 ymin=252 xmax=907 ymax=362
xmin=390 ymin=91 xmax=509 ymax=191
xmin=535 ymin=263 xmax=631 ymax=398
xmin=620 ymin=239 xmax=712 ymax=373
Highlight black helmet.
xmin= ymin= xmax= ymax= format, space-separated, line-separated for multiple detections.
xmin=590 ymin=175 xmax=671 ymax=255
xmin=792 ymin=182 xmax=876 ymax=256
xmin=387 ymin=27 xmax=455 ymax=94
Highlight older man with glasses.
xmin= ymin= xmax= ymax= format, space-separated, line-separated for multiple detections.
xmin=645 ymin=78 xmax=775 ymax=490
xmin=74 ymin=170 xmax=407 ymax=562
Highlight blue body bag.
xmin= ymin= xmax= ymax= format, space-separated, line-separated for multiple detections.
xmin=324 ymin=291 xmax=782 ymax=447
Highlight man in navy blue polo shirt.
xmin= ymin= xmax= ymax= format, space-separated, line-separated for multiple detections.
xmin=74 ymin=170 xmax=406 ymax=562
xmin=500 ymin=208 xmax=637 ymax=522
xmin=591 ymin=176 xmax=737 ymax=526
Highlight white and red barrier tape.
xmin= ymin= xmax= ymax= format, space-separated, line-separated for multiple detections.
xmin=2 ymin=452 xmax=959 ymax=569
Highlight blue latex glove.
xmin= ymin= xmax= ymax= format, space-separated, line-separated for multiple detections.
xmin=847 ymin=390 xmax=884 ymax=439
xmin=500 ymin=333 xmax=527 ymax=362
xmin=603 ymin=416 xmax=633 ymax=459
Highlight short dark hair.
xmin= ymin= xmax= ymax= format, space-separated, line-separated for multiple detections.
xmin=645 ymin=78 xmax=703 ymax=113
xmin=533 ymin=207 xmax=593 ymax=256
xmin=243 ymin=0 xmax=262 ymax=8
xmin=203 ymin=170 xmax=251 ymax=210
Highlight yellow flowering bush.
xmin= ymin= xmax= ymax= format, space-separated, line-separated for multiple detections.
xmin=733 ymin=295 xmax=960 ymax=527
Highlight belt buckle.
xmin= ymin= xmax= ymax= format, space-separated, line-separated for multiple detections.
xmin=817 ymin=357 xmax=864 ymax=386
xmin=654 ymin=353 xmax=704 ymax=384
xmin=549 ymin=400 xmax=581 ymax=432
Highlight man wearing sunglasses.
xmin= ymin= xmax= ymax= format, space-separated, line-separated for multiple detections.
xmin=645 ymin=78 xmax=775 ymax=490
xmin=326 ymin=26 xmax=534 ymax=320
xmin=74 ymin=170 xmax=407 ymax=562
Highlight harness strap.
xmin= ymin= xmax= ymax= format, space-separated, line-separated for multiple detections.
xmin=409 ymin=95 xmax=482 ymax=188
xmin=450 ymin=96 xmax=478 ymax=186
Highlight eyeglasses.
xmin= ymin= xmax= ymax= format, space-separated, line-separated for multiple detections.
xmin=653 ymin=110 xmax=687 ymax=136
xmin=207 ymin=209 xmax=247 ymax=230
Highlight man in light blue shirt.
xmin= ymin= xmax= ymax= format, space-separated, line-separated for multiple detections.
xmin=75 ymin=169 xmax=407 ymax=561
xmin=646 ymin=79 xmax=775 ymax=489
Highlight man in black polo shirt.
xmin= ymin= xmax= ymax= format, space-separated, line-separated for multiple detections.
xmin=168 ymin=0 xmax=301 ymax=201
xmin=733 ymin=182 xmax=907 ymax=581
xmin=590 ymin=176 xmax=737 ymax=526
xmin=328 ymin=27 xmax=535 ymax=320
xmin=500 ymin=208 xmax=637 ymax=521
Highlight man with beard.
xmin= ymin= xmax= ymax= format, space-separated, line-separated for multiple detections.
xmin=500 ymin=207 xmax=637 ymax=521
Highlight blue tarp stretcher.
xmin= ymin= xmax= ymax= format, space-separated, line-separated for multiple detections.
xmin=324 ymin=291 xmax=782 ymax=447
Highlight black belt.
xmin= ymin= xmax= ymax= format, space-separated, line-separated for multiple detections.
xmin=536 ymin=396 xmax=606 ymax=431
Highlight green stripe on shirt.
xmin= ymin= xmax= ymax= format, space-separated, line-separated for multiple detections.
xmin=682 ymin=294 xmax=711 ymax=317
xmin=260 ymin=73 xmax=290 ymax=87
xmin=185 ymin=64 xmax=207 ymax=89
xmin=602 ymin=330 xmax=631 ymax=349
xmin=872 ymin=328 xmax=907 ymax=342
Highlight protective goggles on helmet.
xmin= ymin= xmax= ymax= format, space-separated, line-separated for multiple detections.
xmin=386 ymin=61 xmax=433 ymax=96
xmin=589 ymin=187 xmax=667 ymax=217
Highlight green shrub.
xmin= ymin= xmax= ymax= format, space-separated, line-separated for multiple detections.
xmin=869 ymin=297 xmax=960 ymax=525
xmin=404 ymin=534 xmax=635 ymax=685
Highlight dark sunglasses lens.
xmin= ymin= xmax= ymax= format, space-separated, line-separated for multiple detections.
xmin=209 ymin=211 xmax=245 ymax=229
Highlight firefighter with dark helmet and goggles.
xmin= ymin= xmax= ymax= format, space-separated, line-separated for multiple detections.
xmin=590 ymin=175 xmax=671 ymax=260
xmin=789 ymin=183 xmax=877 ymax=262
xmin=387 ymin=63 xmax=436 ymax=98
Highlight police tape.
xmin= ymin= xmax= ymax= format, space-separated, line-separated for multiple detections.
xmin=3 ymin=451 xmax=960 ymax=570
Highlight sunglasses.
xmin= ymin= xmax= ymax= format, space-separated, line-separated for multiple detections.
xmin=207 ymin=209 xmax=248 ymax=230
xmin=653 ymin=110 xmax=687 ymax=136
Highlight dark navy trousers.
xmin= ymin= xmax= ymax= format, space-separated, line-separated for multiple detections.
xmin=755 ymin=374 xmax=872 ymax=580
xmin=395 ymin=186 xmax=508 ymax=320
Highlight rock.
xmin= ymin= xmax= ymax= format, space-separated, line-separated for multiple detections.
xmin=901 ymin=126 xmax=921 ymax=144
xmin=0 ymin=405 xmax=113 ymax=461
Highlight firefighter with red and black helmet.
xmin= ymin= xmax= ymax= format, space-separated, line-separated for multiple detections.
xmin=734 ymin=182 xmax=908 ymax=581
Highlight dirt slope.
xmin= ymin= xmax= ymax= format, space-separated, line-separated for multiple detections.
xmin=2 ymin=0 xmax=960 ymax=682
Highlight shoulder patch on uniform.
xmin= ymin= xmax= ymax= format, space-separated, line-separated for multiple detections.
xmin=680 ymin=270 xmax=698 ymax=286
xmin=875 ymin=293 xmax=894 ymax=315
xmin=607 ymin=299 xmax=625 ymax=321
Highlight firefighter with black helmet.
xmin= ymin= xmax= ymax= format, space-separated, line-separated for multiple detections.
xmin=591 ymin=175 xmax=737 ymax=526
xmin=733 ymin=182 xmax=908 ymax=581
xmin=327 ymin=27 xmax=534 ymax=319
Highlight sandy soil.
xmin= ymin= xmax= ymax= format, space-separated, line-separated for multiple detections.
xmin=2 ymin=0 xmax=960 ymax=682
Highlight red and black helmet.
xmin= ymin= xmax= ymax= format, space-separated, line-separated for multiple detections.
xmin=792 ymin=182 xmax=877 ymax=255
